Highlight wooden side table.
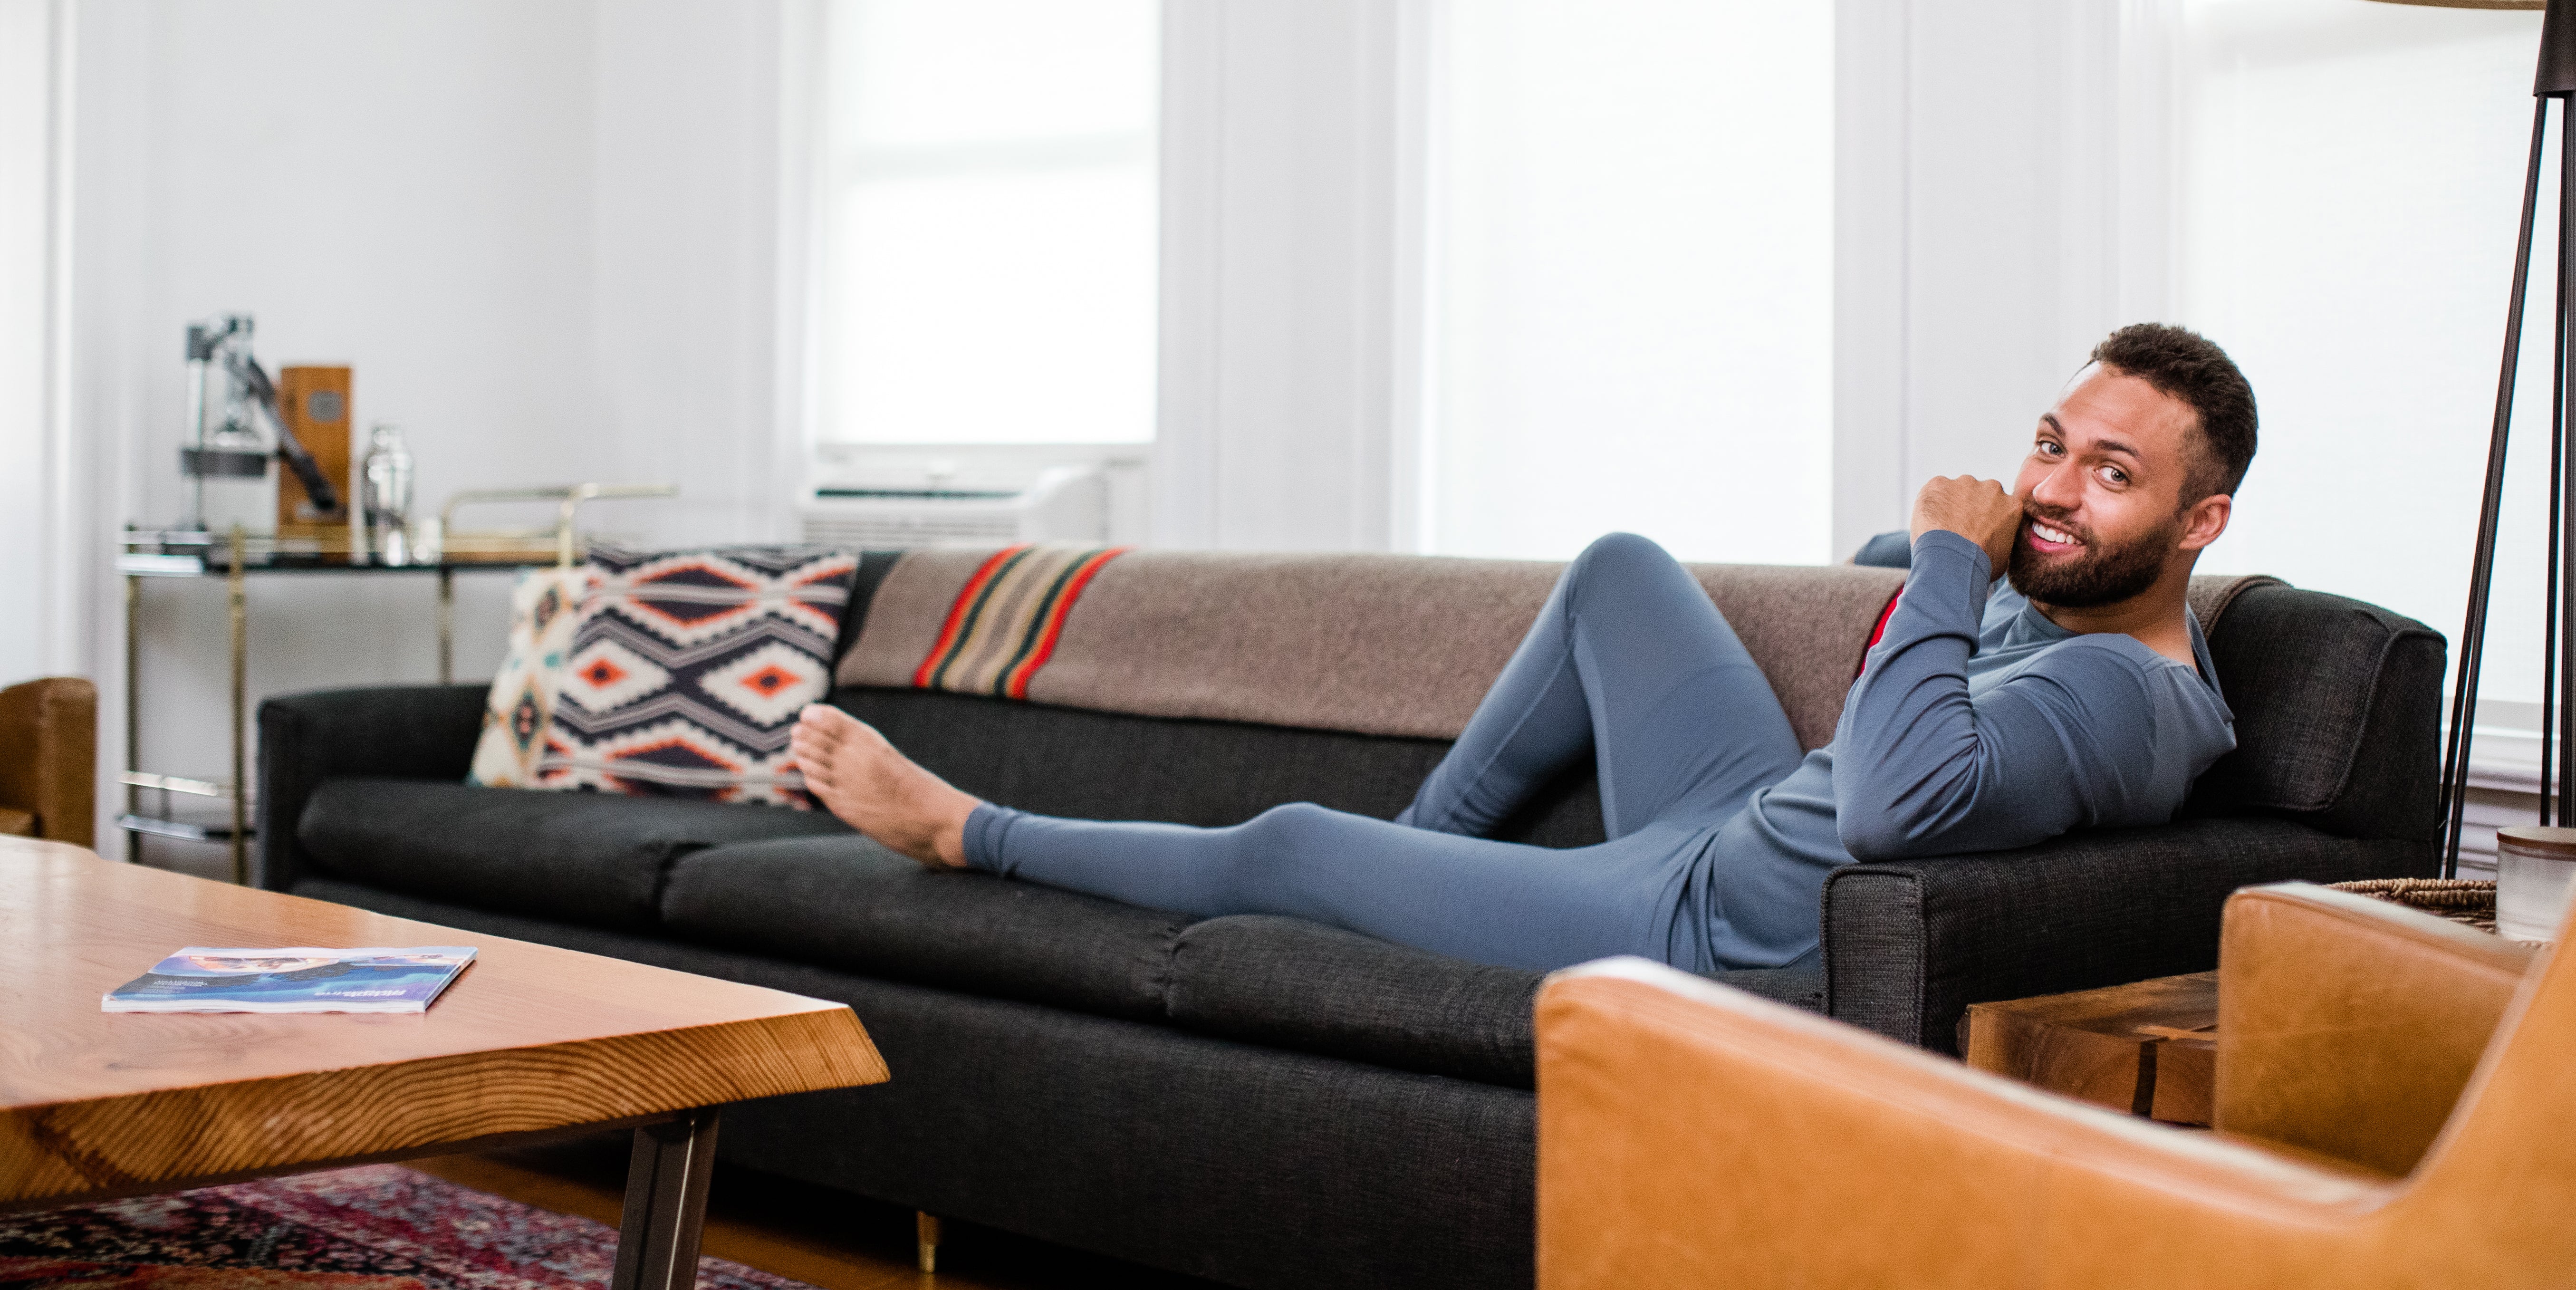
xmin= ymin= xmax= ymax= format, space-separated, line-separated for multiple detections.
xmin=1961 ymin=884 xmax=2507 ymax=1126
xmin=1961 ymin=972 xmax=2217 ymax=1126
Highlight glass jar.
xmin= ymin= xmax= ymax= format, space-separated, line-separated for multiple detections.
xmin=361 ymin=423 xmax=416 ymax=564
xmin=2495 ymin=825 xmax=2576 ymax=943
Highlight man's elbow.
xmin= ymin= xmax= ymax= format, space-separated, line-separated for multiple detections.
xmin=1835 ymin=804 xmax=1928 ymax=863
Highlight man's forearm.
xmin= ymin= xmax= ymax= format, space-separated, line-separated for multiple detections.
xmin=1851 ymin=530 xmax=1991 ymax=703
xmin=1834 ymin=531 xmax=1992 ymax=856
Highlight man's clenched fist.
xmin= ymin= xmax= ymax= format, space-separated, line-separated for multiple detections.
xmin=1910 ymin=475 xmax=2022 ymax=573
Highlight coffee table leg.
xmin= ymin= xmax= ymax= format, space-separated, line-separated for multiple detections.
xmin=611 ymin=1108 xmax=721 ymax=1290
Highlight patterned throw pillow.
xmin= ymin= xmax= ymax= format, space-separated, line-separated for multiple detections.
xmin=465 ymin=567 xmax=590 ymax=788
xmin=532 ymin=546 xmax=858 ymax=807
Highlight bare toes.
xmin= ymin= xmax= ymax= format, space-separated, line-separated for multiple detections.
xmin=797 ymin=706 xmax=850 ymax=746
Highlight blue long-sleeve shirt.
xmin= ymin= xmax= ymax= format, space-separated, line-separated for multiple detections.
xmin=1696 ymin=528 xmax=2237 ymax=968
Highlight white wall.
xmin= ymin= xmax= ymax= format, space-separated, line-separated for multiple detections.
xmin=1836 ymin=0 xmax=2168 ymax=559
xmin=1424 ymin=0 xmax=1835 ymax=566
xmin=72 ymin=0 xmax=798 ymax=858
xmin=592 ymin=0 xmax=805 ymax=548
xmin=0 ymin=0 xmax=76 ymax=688
xmin=1154 ymin=0 xmax=1423 ymax=552
xmin=1152 ymin=0 xmax=2164 ymax=566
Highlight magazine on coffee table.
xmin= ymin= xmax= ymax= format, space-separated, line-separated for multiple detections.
xmin=102 ymin=946 xmax=478 ymax=1014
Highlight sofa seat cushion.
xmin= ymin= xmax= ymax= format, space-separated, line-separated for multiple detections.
xmin=296 ymin=778 xmax=855 ymax=932
xmin=658 ymin=834 xmax=1188 ymax=1022
xmin=1167 ymin=916 xmax=1547 ymax=1088
xmin=1167 ymin=915 xmax=1831 ymax=1088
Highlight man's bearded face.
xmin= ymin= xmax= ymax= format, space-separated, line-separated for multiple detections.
xmin=2008 ymin=500 xmax=2179 ymax=608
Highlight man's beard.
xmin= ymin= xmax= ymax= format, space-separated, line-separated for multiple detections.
xmin=2008 ymin=508 xmax=2177 ymax=609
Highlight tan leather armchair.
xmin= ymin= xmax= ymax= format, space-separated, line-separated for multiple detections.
xmin=1536 ymin=882 xmax=2568 ymax=1288
xmin=0 ymin=676 xmax=96 ymax=846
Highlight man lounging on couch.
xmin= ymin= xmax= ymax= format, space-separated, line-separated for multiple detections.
xmin=792 ymin=322 xmax=2257 ymax=975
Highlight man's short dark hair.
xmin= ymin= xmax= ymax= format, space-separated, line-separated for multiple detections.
xmin=2088 ymin=323 xmax=2257 ymax=501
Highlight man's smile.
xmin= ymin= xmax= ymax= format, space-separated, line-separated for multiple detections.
xmin=2025 ymin=517 xmax=2083 ymax=553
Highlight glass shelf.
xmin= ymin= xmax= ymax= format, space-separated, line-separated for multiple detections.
xmin=117 ymin=806 xmax=250 ymax=844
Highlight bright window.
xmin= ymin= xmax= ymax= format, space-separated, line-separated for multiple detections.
xmin=1422 ymin=0 xmax=1835 ymax=563
xmin=819 ymin=0 xmax=1158 ymax=445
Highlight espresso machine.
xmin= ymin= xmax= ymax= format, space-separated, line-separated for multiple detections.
xmin=177 ymin=314 xmax=339 ymax=533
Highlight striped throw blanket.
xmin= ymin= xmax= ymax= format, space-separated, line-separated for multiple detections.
xmin=913 ymin=544 xmax=1129 ymax=699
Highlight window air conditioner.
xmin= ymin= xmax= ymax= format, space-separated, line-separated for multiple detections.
xmin=799 ymin=464 xmax=1108 ymax=549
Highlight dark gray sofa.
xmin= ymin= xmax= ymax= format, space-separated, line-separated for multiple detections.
xmin=253 ymin=547 xmax=2441 ymax=1290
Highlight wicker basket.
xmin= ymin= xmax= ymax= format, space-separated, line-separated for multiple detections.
xmin=2327 ymin=877 xmax=2498 ymax=934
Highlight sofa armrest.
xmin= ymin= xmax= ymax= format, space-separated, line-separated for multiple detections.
xmin=2217 ymin=882 xmax=2534 ymax=1176
xmin=1823 ymin=817 xmax=2430 ymax=1052
xmin=256 ymin=684 xmax=487 ymax=890
xmin=1534 ymin=958 xmax=2396 ymax=1290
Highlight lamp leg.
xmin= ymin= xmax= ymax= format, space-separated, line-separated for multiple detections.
xmin=2546 ymin=107 xmax=2572 ymax=831
xmin=2557 ymin=101 xmax=2576 ymax=826
xmin=2442 ymin=96 xmax=2556 ymax=878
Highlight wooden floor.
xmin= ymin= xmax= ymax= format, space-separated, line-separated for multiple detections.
xmin=410 ymin=1138 xmax=1220 ymax=1290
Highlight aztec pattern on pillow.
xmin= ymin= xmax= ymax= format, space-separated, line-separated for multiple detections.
xmin=464 ymin=567 xmax=589 ymax=788
xmin=533 ymin=546 xmax=858 ymax=807
xmin=913 ymin=544 xmax=1128 ymax=699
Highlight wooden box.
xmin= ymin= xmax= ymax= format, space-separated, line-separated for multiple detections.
xmin=274 ymin=365 xmax=352 ymax=539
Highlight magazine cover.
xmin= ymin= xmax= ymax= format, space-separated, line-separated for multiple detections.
xmin=101 ymin=947 xmax=478 ymax=1014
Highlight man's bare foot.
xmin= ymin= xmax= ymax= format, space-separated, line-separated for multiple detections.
xmin=790 ymin=705 xmax=979 ymax=868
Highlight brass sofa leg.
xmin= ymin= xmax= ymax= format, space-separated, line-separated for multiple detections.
xmin=915 ymin=1211 xmax=942 ymax=1273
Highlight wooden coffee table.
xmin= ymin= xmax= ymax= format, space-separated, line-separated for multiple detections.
xmin=0 ymin=838 xmax=889 ymax=1289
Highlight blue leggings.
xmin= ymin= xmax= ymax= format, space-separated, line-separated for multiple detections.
xmin=961 ymin=532 xmax=1807 ymax=972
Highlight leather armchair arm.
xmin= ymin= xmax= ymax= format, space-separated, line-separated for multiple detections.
xmin=0 ymin=677 xmax=96 ymax=846
xmin=256 ymin=684 xmax=487 ymax=891
xmin=1823 ymin=817 xmax=2428 ymax=1051
xmin=1535 ymin=958 xmax=2407 ymax=1290
xmin=2217 ymin=882 xmax=2534 ymax=1176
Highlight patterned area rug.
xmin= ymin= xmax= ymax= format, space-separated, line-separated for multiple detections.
xmin=0 ymin=1165 xmax=817 ymax=1290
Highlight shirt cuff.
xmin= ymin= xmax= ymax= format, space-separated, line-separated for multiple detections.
xmin=1900 ymin=530 xmax=1995 ymax=635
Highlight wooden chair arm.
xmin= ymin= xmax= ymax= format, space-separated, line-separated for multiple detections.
xmin=1535 ymin=958 xmax=2398 ymax=1290
xmin=0 ymin=677 xmax=96 ymax=847
xmin=2216 ymin=882 xmax=2535 ymax=1176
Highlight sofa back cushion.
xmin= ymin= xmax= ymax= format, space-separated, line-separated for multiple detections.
xmin=844 ymin=548 xmax=1906 ymax=752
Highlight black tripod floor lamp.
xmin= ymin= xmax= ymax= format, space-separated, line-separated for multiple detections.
xmin=2422 ymin=0 xmax=2576 ymax=875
